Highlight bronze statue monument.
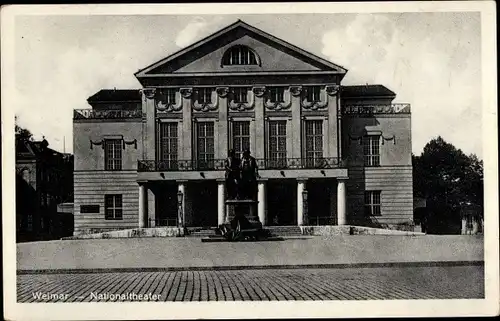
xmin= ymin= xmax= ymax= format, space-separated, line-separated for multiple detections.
xmin=219 ymin=149 xmax=264 ymax=241
xmin=224 ymin=149 xmax=259 ymax=200
xmin=224 ymin=149 xmax=241 ymax=200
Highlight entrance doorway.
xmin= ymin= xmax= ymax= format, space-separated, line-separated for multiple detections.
xmin=189 ymin=181 xmax=218 ymax=227
xmin=307 ymin=179 xmax=334 ymax=225
xmin=267 ymin=179 xmax=296 ymax=226
xmin=154 ymin=182 xmax=178 ymax=227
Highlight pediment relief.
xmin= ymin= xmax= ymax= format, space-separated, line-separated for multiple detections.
xmin=135 ymin=21 xmax=347 ymax=78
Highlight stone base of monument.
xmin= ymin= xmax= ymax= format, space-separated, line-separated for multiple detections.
xmin=225 ymin=199 xmax=262 ymax=228
xmin=211 ymin=199 xmax=267 ymax=242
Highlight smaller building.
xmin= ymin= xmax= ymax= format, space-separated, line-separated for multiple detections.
xmin=461 ymin=205 xmax=483 ymax=235
xmin=16 ymin=135 xmax=74 ymax=241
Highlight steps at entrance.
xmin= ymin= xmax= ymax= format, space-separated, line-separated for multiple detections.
xmin=186 ymin=226 xmax=303 ymax=237
xmin=264 ymin=226 xmax=302 ymax=236
xmin=186 ymin=228 xmax=217 ymax=237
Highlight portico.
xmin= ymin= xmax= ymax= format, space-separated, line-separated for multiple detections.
xmin=136 ymin=167 xmax=348 ymax=228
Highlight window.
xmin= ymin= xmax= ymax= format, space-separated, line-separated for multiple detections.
xmin=164 ymin=89 xmax=176 ymax=104
xmin=364 ymin=191 xmax=381 ymax=216
xmin=268 ymin=120 xmax=287 ymax=168
xmin=159 ymin=122 xmax=178 ymax=170
xmin=304 ymin=120 xmax=323 ymax=167
xmin=305 ymin=86 xmax=321 ymax=102
xmin=105 ymin=139 xmax=122 ymax=170
xmin=222 ymin=46 xmax=258 ymax=65
xmin=233 ymin=87 xmax=248 ymax=103
xmin=363 ymin=136 xmax=381 ymax=166
xmin=197 ymin=88 xmax=213 ymax=104
xmin=81 ymin=205 xmax=100 ymax=213
xmin=26 ymin=214 xmax=33 ymax=232
xmin=232 ymin=121 xmax=250 ymax=157
xmin=196 ymin=122 xmax=215 ymax=169
xmin=268 ymin=87 xmax=285 ymax=103
xmin=105 ymin=195 xmax=123 ymax=220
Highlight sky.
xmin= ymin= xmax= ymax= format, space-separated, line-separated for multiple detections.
xmin=13 ymin=12 xmax=482 ymax=158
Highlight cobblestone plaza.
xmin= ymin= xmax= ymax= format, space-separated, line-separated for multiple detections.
xmin=18 ymin=264 xmax=483 ymax=302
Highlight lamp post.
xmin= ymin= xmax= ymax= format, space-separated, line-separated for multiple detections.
xmin=302 ymin=190 xmax=308 ymax=226
xmin=177 ymin=190 xmax=184 ymax=228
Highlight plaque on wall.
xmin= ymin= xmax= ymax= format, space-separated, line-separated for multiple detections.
xmin=80 ymin=205 xmax=100 ymax=213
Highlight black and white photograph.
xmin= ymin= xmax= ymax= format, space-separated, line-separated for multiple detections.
xmin=2 ymin=2 xmax=498 ymax=319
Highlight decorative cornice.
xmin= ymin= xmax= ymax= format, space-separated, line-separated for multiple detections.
xmin=252 ymin=86 xmax=266 ymax=97
xmin=156 ymin=89 xmax=182 ymax=112
xmin=301 ymin=86 xmax=328 ymax=110
xmin=179 ymin=88 xmax=193 ymax=99
xmin=216 ymin=87 xmax=229 ymax=98
xmin=228 ymin=88 xmax=255 ymax=111
xmin=290 ymin=85 xmax=302 ymax=97
xmin=90 ymin=139 xmax=105 ymax=150
xmin=348 ymin=134 xmax=396 ymax=145
xmin=90 ymin=138 xmax=137 ymax=150
xmin=193 ymin=88 xmax=218 ymax=112
xmin=265 ymin=87 xmax=292 ymax=111
xmin=142 ymin=88 xmax=156 ymax=100
xmin=382 ymin=135 xmax=396 ymax=145
xmin=123 ymin=139 xmax=138 ymax=149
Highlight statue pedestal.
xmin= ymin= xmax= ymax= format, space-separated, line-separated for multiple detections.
xmin=225 ymin=199 xmax=262 ymax=229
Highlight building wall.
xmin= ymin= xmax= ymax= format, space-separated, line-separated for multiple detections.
xmin=73 ymin=171 xmax=138 ymax=235
xmin=341 ymin=114 xmax=413 ymax=227
xmin=73 ymin=119 xmax=142 ymax=235
xmin=73 ymin=120 xmax=142 ymax=171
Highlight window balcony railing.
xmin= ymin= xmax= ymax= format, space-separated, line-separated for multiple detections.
xmin=137 ymin=157 xmax=343 ymax=172
xmin=138 ymin=159 xmax=226 ymax=172
xmin=73 ymin=109 xmax=143 ymax=119
xmin=342 ymin=103 xmax=411 ymax=115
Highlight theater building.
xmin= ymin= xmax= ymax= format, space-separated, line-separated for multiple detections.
xmin=73 ymin=20 xmax=413 ymax=235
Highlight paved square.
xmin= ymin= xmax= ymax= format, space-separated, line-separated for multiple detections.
xmin=18 ymin=264 xmax=484 ymax=302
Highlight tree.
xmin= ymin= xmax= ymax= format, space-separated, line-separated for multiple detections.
xmin=413 ymin=136 xmax=483 ymax=234
xmin=15 ymin=116 xmax=33 ymax=142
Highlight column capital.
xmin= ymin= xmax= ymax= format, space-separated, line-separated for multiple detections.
xmin=297 ymin=178 xmax=309 ymax=183
xmin=289 ymin=85 xmax=302 ymax=97
xmin=142 ymin=88 xmax=156 ymax=100
xmin=216 ymin=87 xmax=229 ymax=98
xmin=337 ymin=177 xmax=349 ymax=181
xmin=137 ymin=180 xmax=148 ymax=186
xmin=216 ymin=179 xmax=226 ymax=183
xmin=176 ymin=180 xmax=188 ymax=184
xmin=257 ymin=178 xmax=268 ymax=182
xmin=179 ymin=88 xmax=193 ymax=98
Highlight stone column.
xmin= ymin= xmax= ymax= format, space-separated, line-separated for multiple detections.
xmin=337 ymin=178 xmax=347 ymax=225
xmin=258 ymin=180 xmax=267 ymax=225
xmin=297 ymin=179 xmax=306 ymax=226
xmin=148 ymin=188 xmax=155 ymax=227
xmin=217 ymin=180 xmax=225 ymax=226
xmin=138 ymin=183 xmax=148 ymax=228
xmin=177 ymin=182 xmax=186 ymax=227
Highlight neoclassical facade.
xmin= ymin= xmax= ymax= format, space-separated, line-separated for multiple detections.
xmin=73 ymin=20 xmax=413 ymax=235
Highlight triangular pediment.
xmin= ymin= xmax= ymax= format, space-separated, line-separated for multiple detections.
xmin=135 ymin=20 xmax=347 ymax=77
